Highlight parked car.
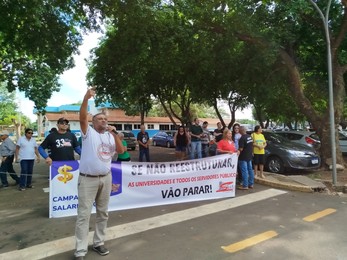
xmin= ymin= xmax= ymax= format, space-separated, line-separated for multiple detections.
xmin=120 ymin=131 xmax=137 ymax=150
xmin=276 ymin=130 xmax=347 ymax=154
xmin=152 ymin=131 xmax=176 ymax=148
xmin=339 ymin=131 xmax=347 ymax=153
xmin=274 ymin=130 xmax=321 ymax=150
xmin=74 ymin=131 xmax=82 ymax=139
xmin=261 ymin=131 xmax=321 ymax=173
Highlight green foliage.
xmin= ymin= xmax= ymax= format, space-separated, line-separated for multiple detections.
xmin=0 ymin=83 xmax=31 ymax=127
xmin=87 ymin=0 xmax=347 ymax=135
xmin=0 ymin=0 xmax=100 ymax=111
xmin=0 ymin=84 xmax=17 ymax=123
xmin=148 ymin=100 xmax=228 ymax=119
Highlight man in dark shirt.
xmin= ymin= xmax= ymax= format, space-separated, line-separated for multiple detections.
xmin=189 ymin=118 xmax=203 ymax=159
xmin=213 ymin=122 xmax=224 ymax=143
xmin=137 ymin=124 xmax=150 ymax=162
xmin=38 ymin=118 xmax=81 ymax=165
xmin=238 ymin=126 xmax=254 ymax=190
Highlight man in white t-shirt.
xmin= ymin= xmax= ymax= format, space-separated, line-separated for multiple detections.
xmin=15 ymin=128 xmax=40 ymax=191
xmin=74 ymin=88 xmax=124 ymax=260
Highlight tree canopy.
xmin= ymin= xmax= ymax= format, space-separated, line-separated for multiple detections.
xmin=0 ymin=0 xmax=101 ymax=111
xmin=3 ymin=0 xmax=347 ymax=164
xmin=0 ymin=83 xmax=31 ymax=130
xmin=86 ymin=0 xmax=347 ymax=163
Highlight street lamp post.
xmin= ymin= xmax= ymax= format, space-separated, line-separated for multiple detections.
xmin=308 ymin=0 xmax=337 ymax=185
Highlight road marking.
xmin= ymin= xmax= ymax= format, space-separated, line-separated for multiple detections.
xmin=221 ymin=230 xmax=278 ymax=253
xmin=303 ymin=208 xmax=336 ymax=222
xmin=0 ymin=188 xmax=286 ymax=260
xmin=43 ymin=187 xmax=49 ymax=193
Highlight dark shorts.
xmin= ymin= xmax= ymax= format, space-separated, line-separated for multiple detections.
xmin=175 ymin=145 xmax=187 ymax=152
xmin=253 ymin=154 xmax=265 ymax=165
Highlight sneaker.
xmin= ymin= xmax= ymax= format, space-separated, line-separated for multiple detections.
xmin=26 ymin=185 xmax=34 ymax=188
xmin=19 ymin=186 xmax=26 ymax=191
xmin=93 ymin=245 xmax=109 ymax=256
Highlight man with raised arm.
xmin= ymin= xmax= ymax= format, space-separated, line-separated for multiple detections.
xmin=74 ymin=88 xmax=124 ymax=260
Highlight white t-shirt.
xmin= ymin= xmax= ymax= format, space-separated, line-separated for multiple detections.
xmin=79 ymin=126 xmax=116 ymax=175
xmin=17 ymin=136 xmax=38 ymax=160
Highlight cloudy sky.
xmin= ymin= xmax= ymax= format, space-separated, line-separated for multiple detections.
xmin=19 ymin=32 xmax=252 ymax=122
xmin=18 ymin=32 xmax=101 ymax=121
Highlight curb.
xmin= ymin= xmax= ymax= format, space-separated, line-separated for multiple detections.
xmin=255 ymin=177 xmax=314 ymax=193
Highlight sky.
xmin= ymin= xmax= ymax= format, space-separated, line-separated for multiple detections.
xmin=17 ymin=32 xmax=102 ymax=121
xmin=18 ymin=32 xmax=252 ymax=122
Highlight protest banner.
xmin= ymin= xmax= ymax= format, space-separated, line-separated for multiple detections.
xmin=49 ymin=154 xmax=238 ymax=218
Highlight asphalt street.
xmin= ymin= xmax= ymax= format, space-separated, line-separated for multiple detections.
xmin=0 ymin=146 xmax=346 ymax=260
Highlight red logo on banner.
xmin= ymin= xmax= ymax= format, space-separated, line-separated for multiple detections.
xmin=216 ymin=181 xmax=233 ymax=192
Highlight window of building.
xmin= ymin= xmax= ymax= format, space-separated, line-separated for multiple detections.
xmin=134 ymin=124 xmax=141 ymax=129
xmin=159 ymin=124 xmax=169 ymax=130
xmin=170 ymin=125 xmax=177 ymax=130
xmin=124 ymin=124 xmax=132 ymax=131
xmin=147 ymin=124 xmax=154 ymax=129
xmin=114 ymin=124 xmax=123 ymax=131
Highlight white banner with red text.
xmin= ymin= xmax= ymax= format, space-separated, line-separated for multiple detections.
xmin=49 ymin=154 xmax=238 ymax=218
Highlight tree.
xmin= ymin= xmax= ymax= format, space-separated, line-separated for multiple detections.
xmin=0 ymin=0 xmax=100 ymax=111
xmin=208 ymin=0 xmax=347 ymax=164
xmin=0 ymin=84 xmax=17 ymax=123
xmin=0 ymin=83 xmax=31 ymax=138
xmin=87 ymin=0 xmax=347 ymax=166
xmin=87 ymin=1 xmax=202 ymax=125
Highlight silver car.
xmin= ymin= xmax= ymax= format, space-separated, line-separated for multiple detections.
xmin=274 ymin=130 xmax=321 ymax=150
xmin=276 ymin=130 xmax=347 ymax=154
xmin=339 ymin=131 xmax=347 ymax=153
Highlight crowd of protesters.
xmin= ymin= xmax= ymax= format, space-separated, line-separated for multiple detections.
xmin=0 ymin=109 xmax=265 ymax=259
xmin=0 ymin=119 xmax=265 ymax=191
xmin=170 ymin=118 xmax=266 ymax=190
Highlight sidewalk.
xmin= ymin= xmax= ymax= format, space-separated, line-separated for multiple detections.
xmin=255 ymin=172 xmax=327 ymax=193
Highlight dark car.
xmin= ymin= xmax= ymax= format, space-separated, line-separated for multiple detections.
xmin=120 ymin=131 xmax=137 ymax=150
xmin=261 ymin=131 xmax=320 ymax=173
xmin=152 ymin=131 xmax=176 ymax=148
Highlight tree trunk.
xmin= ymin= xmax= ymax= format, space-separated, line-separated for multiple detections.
xmin=279 ymin=48 xmax=346 ymax=165
xmin=158 ymin=97 xmax=179 ymax=125
xmin=227 ymin=100 xmax=236 ymax=129
xmin=12 ymin=119 xmax=21 ymax=141
xmin=212 ymin=99 xmax=226 ymax=127
xmin=180 ymin=104 xmax=191 ymax=126
xmin=254 ymin=105 xmax=265 ymax=128
xmin=140 ymin=109 xmax=145 ymax=125
xmin=264 ymin=118 xmax=270 ymax=129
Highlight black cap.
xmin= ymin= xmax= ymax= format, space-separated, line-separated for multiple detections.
xmin=57 ymin=117 xmax=69 ymax=124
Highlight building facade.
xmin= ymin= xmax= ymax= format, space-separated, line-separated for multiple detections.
xmin=34 ymin=101 xmax=224 ymax=138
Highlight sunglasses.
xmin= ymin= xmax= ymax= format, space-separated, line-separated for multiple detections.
xmin=27 ymin=132 xmax=33 ymax=134
xmin=59 ymin=122 xmax=69 ymax=125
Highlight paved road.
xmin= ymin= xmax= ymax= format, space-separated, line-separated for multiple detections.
xmin=0 ymin=146 xmax=346 ymax=259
